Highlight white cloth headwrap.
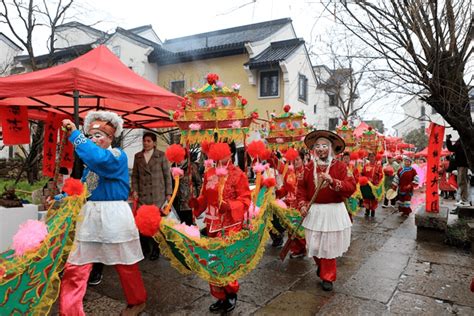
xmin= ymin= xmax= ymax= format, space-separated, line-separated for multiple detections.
xmin=84 ymin=111 xmax=124 ymax=137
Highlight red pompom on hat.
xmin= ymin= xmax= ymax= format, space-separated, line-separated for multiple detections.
xmin=165 ymin=144 xmax=186 ymax=164
xmin=383 ymin=165 xmax=394 ymax=176
xmin=208 ymin=142 xmax=231 ymax=161
xmin=263 ymin=177 xmax=277 ymax=188
xmin=62 ymin=178 xmax=84 ymax=196
xmin=359 ymin=176 xmax=369 ymax=186
xmin=285 ymin=148 xmax=299 ymax=162
xmin=247 ymin=140 xmax=267 ymax=160
xmin=135 ymin=205 xmax=162 ymax=237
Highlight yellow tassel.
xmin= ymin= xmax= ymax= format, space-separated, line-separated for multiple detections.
xmin=163 ymin=175 xmax=180 ymax=215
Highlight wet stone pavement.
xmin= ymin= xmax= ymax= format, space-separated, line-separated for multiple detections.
xmin=59 ymin=193 xmax=474 ymax=315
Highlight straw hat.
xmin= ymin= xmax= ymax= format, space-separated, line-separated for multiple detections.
xmin=304 ymin=130 xmax=345 ymax=154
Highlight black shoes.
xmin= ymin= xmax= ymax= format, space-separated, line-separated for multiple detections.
xmin=365 ymin=209 xmax=370 ymax=217
xmin=209 ymin=300 xmax=225 ymax=313
xmin=322 ymin=281 xmax=333 ymax=291
xmin=209 ymin=295 xmax=237 ymax=313
xmin=370 ymin=210 xmax=375 ymax=217
xmin=149 ymin=247 xmax=160 ymax=261
xmin=271 ymin=235 xmax=284 ymax=248
xmin=88 ymin=270 xmax=102 ymax=286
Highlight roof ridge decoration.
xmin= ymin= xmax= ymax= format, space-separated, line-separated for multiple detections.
xmin=170 ymin=73 xmax=258 ymax=144
xmin=265 ymin=105 xmax=313 ymax=151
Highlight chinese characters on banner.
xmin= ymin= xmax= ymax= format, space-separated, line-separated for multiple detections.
xmin=0 ymin=106 xmax=30 ymax=145
xmin=42 ymin=113 xmax=62 ymax=177
xmin=426 ymin=123 xmax=445 ymax=213
xmin=59 ymin=128 xmax=74 ymax=169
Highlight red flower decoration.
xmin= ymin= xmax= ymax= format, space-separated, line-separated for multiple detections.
xmin=196 ymin=112 xmax=204 ymax=120
xmin=206 ymin=73 xmax=219 ymax=85
xmin=358 ymin=149 xmax=368 ymax=159
xmin=208 ymin=142 xmax=231 ymax=161
xmin=342 ymin=120 xmax=348 ymax=125
xmin=247 ymin=141 xmax=267 ymax=160
xmin=285 ymin=148 xmax=299 ymax=162
xmin=165 ymin=144 xmax=186 ymax=163
xmin=62 ymin=178 xmax=84 ymax=196
xmin=368 ymin=126 xmax=373 ymax=131
xmin=135 ymin=205 xmax=161 ymax=237
xmin=349 ymin=152 xmax=359 ymax=161
xmin=173 ymin=111 xmax=181 ymax=120
xmin=241 ymin=98 xmax=248 ymax=106
xmin=283 ymin=104 xmax=291 ymax=113
xmin=251 ymin=111 xmax=259 ymax=119
xmin=263 ymin=177 xmax=277 ymax=188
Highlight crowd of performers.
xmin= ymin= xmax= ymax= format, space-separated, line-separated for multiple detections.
xmin=56 ymin=109 xmax=430 ymax=315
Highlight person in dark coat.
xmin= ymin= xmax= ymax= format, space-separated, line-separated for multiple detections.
xmin=131 ymin=132 xmax=172 ymax=260
xmin=446 ymin=135 xmax=471 ymax=206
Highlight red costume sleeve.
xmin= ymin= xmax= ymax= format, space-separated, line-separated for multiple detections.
xmin=329 ymin=161 xmax=357 ymax=199
xmin=227 ymin=169 xmax=251 ymax=222
xmin=296 ymin=162 xmax=314 ymax=207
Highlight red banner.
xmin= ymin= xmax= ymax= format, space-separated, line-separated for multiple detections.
xmin=426 ymin=123 xmax=445 ymax=213
xmin=59 ymin=128 xmax=74 ymax=169
xmin=42 ymin=113 xmax=61 ymax=178
xmin=0 ymin=106 xmax=30 ymax=145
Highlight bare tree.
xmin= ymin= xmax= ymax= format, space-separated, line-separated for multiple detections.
xmin=0 ymin=0 xmax=75 ymax=183
xmin=328 ymin=1 xmax=473 ymax=167
xmin=315 ymin=31 xmax=383 ymax=121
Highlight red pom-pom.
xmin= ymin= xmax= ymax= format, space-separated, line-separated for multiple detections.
xmin=358 ymin=149 xmax=368 ymax=159
xmin=283 ymin=104 xmax=291 ymax=113
xmin=201 ymin=140 xmax=213 ymax=155
xmin=359 ymin=176 xmax=369 ymax=186
xmin=135 ymin=205 xmax=162 ymax=237
xmin=375 ymin=153 xmax=383 ymax=161
xmin=62 ymin=178 xmax=84 ymax=196
xmin=173 ymin=111 xmax=181 ymax=120
xmin=285 ymin=148 xmax=299 ymax=162
xmin=260 ymin=149 xmax=272 ymax=161
xmin=241 ymin=98 xmax=248 ymax=106
xmin=165 ymin=144 xmax=186 ymax=163
xmin=368 ymin=126 xmax=373 ymax=131
xmin=383 ymin=165 xmax=394 ymax=176
xmin=206 ymin=73 xmax=219 ymax=85
xmin=251 ymin=111 xmax=259 ymax=119
xmin=342 ymin=120 xmax=348 ymax=125
xmin=208 ymin=142 xmax=231 ymax=161
xmin=263 ymin=177 xmax=277 ymax=188
xmin=349 ymin=152 xmax=359 ymax=161
xmin=247 ymin=141 xmax=267 ymax=160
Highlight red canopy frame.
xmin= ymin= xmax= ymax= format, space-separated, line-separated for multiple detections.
xmin=0 ymin=45 xmax=182 ymax=128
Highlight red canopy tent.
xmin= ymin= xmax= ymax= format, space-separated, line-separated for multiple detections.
xmin=0 ymin=45 xmax=182 ymax=128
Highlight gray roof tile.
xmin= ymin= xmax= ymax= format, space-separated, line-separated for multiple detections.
xmin=245 ymin=38 xmax=304 ymax=69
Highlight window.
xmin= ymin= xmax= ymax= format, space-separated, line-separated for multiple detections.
xmin=112 ymin=46 xmax=121 ymax=57
xmin=329 ymin=94 xmax=338 ymax=107
xmin=328 ymin=118 xmax=339 ymax=131
xmin=421 ymin=105 xmax=426 ymax=116
xmin=313 ymin=104 xmax=317 ymax=114
xmin=259 ymin=70 xmax=279 ymax=97
xmin=298 ymin=74 xmax=308 ymax=102
xmin=171 ymin=80 xmax=185 ymax=97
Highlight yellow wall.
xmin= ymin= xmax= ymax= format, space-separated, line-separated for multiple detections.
xmin=157 ymin=54 xmax=285 ymax=120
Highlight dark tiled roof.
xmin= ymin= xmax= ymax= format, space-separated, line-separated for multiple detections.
xmin=115 ymin=27 xmax=161 ymax=48
xmin=128 ymin=25 xmax=153 ymax=33
xmin=244 ymin=38 xmax=304 ymax=69
xmin=14 ymin=44 xmax=93 ymax=66
xmin=149 ymin=18 xmax=292 ymax=64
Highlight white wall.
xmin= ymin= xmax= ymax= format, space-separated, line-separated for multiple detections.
xmin=134 ymin=29 xmax=162 ymax=45
xmin=0 ymin=37 xmax=22 ymax=75
xmin=55 ymin=26 xmax=102 ymax=48
xmin=281 ymin=45 xmax=317 ymax=126
xmin=247 ymin=23 xmax=295 ymax=58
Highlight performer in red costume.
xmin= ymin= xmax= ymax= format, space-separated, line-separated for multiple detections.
xmin=360 ymin=152 xmax=383 ymax=217
xmin=392 ymin=156 xmax=419 ymax=216
xmin=276 ymin=151 xmax=306 ymax=258
xmin=189 ymin=142 xmax=251 ymax=313
xmin=298 ymin=130 xmax=356 ymax=292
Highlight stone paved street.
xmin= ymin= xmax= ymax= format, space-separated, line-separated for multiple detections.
xmin=58 ymin=193 xmax=474 ymax=315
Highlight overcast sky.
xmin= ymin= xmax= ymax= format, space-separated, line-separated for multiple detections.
xmin=1 ymin=0 xmax=408 ymax=131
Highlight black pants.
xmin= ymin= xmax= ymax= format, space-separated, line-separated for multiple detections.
xmin=140 ymin=234 xmax=159 ymax=256
xmin=383 ymin=197 xmax=396 ymax=206
xmin=177 ymin=209 xmax=194 ymax=226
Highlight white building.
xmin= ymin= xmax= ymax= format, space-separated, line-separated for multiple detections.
xmin=393 ymin=92 xmax=474 ymax=139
